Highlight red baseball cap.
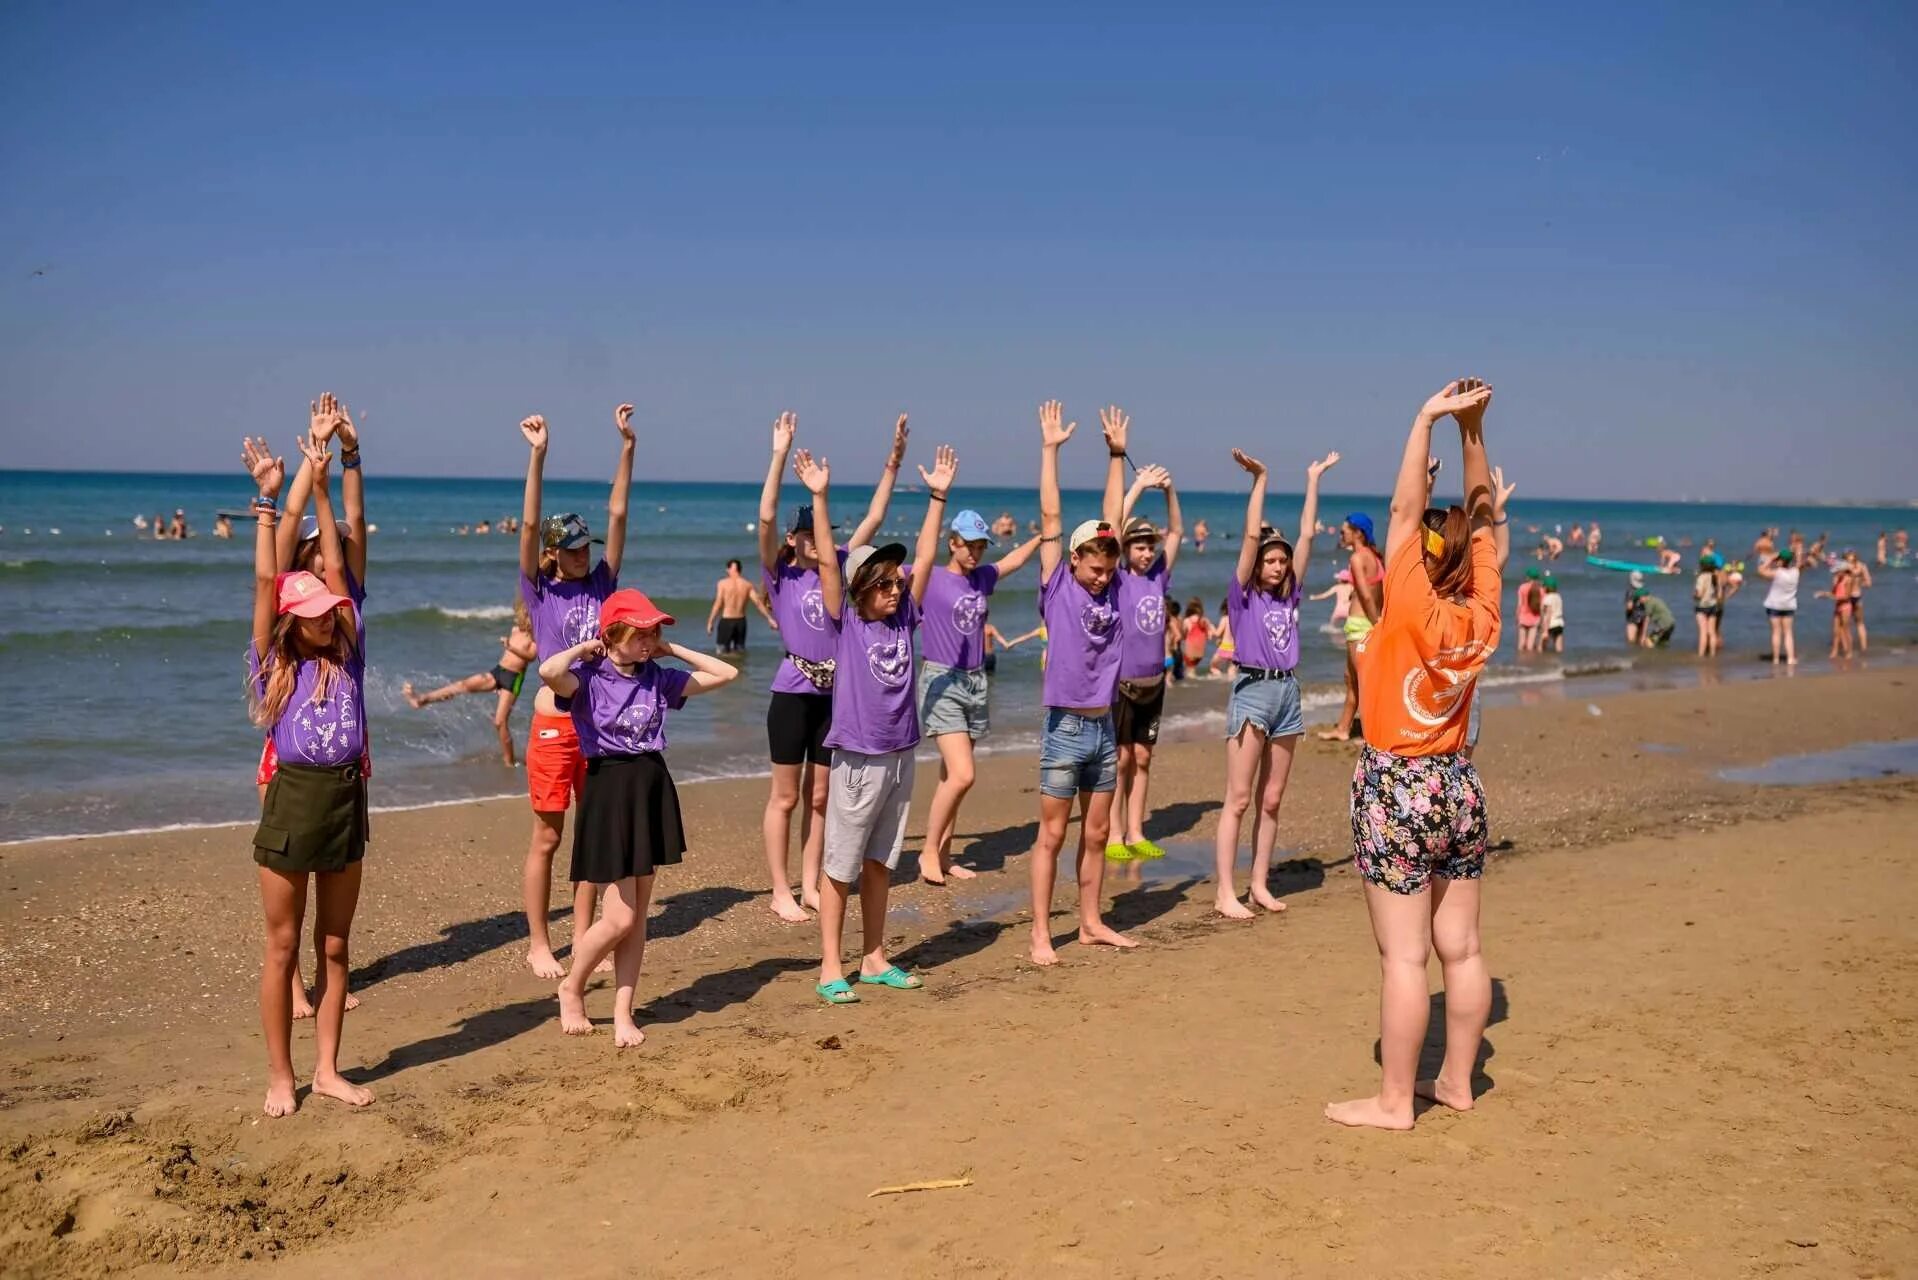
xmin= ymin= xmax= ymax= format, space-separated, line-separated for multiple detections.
xmin=275 ymin=570 xmax=352 ymax=618
xmin=598 ymin=588 xmax=675 ymax=634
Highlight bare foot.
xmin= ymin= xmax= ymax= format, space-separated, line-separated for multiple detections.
xmin=1079 ymin=922 xmax=1139 ymax=950
xmin=403 ymin=682 xmax=424 ymax=709
xmin=526 ymin=947 xmax=566 ymax=980
xmin=612 ymin=1018 xmax=646 ymax=1050
xmin=290 ymin=988 xmax=316 ymax=1020
xmin=1215 ymin=895 xmax=1256 ymax=920
xmin=1028 ymin=929 xmax=1060 ymax=967
xmin=947 ymin=864 xmax=978 ymax=881
xmin=1324 ymin=1095 xmax=1413 ymax=1130
xmin=263 ymin=1076 xmax=298 ymax=1118
xmin=593 ymin=954 xmax=614 ymax=974
xmin=310 ymin=1071 xmax=374 ymax=1108
xmin=1249 ymin=893 xmax=1288 ymax=914
xmin=769 ymin=896 xmax=811 ymax=924
xmin=344 ymin=991 xmax=361 ymax=1012
xmin=557 ymin=983 xmax=594 ymax=1035
xmin=801 ymin=889 xmax=823 ymax=913
xmin=919 ymin=865 xmax=947 ymax=887
xmin=1415 ymin=1077 xmax=1474 ymax=1112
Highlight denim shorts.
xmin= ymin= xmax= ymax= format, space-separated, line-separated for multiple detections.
xmin=1039 ymin=708 xmax=1118 ymax=799
xmin=1465 ymin=686 xmax=1483 ymax=748
xmin=1225 ymin=671 xmax=1304 ymax=739
xmin=919 ymin=661 xmax=990 ymax=739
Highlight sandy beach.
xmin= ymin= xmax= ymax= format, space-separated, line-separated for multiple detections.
xmin=3 ymin=666 xmax=1916 ymax=1278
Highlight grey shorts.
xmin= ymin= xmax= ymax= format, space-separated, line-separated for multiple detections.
xmin=1225 ymin=671 xmax=1304 ymax=739
xmin=823 ymin=747 xmax=916 ymax=884
xmin=919 ymin=661 xmax=989 ymax=739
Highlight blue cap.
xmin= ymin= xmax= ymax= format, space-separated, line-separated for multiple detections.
xmin=1344 ymin=512 xmax=1375 ymax=544
xmin=949 ymin=508 xmax=994 ymax=544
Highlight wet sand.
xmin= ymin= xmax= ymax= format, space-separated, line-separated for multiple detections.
xmin=2 ymin=665 xmax=1916 ymax=1277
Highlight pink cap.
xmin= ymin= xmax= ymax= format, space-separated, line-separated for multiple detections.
xmin=1335 ymin=569 xmax=1353 ymax=583
xmin=276 ymin=570 xmax=352 ymax=618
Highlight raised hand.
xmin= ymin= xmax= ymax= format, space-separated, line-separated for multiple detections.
xmin=1453 ymin=376 xmax=1493 ymax=430
xmin=1100 ymin=404 xmax=1130 ymax=455
xmin=242 ymin=437 xmax=285 ymax=496
xmin=1307 ymin=451 xmax=1341 ymax=480
xmin=793 ymin=448 xmax=831 ymax=495
xmin=1231 ymin=448 xmax=1267 ymax=478
xmin=1135 ymin=463 xmax=1171 ymax=490
xmin=336 ymin=403 xmax=361 ymax=452
xmin=919 ymin=443 xmax=958 ymax=493
xmin=575 ymin=637 xmax=606 ymax=662
xmin=520 ymin=414 xmax=549 ymax=452
xmin=1038 ymin=400 xmax=1077 ymax=448
xmin=887 ymin=414 xmax=910 ymax=468
xmin=309 ymin=392 xmax=344 ymax=444
xmin=1419 ymin=378 xmax=1493 ymax=423
xmin=1492 ymin=465 xmax=1517 ymax=512
xmin=297 ymin=432 xmax=333 ymax=474
xmin=613 ymin=403 xmax=636 ymax=444
xmin=771 ymin=410 xmax=797 ymax=454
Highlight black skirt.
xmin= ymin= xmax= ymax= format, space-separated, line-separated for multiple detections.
xmin=572 ymin=752 xmax=686 ymax=885
xmin=254 ymin=760 xmax=369 ymax=874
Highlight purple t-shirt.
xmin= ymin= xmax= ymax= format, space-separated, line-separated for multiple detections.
xmin=917 ymin=563 xmax=1001 ymax=671
xmin=520 ymin=561 xmax=616 ymax=659
xmin=822 ymin=593 xmax=920 ymax=755
xmin=249 ymin=633 xmax=367 ymax=767
xmin=763 ymin=549 xmax=848 ymax=695
xmin=1115 ymin=559 xmax=1171 ymax=680
xmin=1039 ymin=560 xmax=1120 ymax=709
xmin=556 ymin=657 xmax=693 ymax=757
xmin=1227 ymin=577 xmax=1303 ymax=672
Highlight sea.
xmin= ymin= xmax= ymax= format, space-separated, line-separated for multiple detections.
xmin=2 ymin=469 xmax=1912 ymax=842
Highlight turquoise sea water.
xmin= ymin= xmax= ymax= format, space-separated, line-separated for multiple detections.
xmin=2 ymin=469 xmax=1912 ymax=840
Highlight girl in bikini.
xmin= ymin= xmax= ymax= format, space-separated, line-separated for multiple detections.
xmin=404 ymin=599 xmax=539 ymax=765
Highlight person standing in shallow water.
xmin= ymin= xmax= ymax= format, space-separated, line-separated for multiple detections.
xmin=706 ymin=558 xmax=775 ymax=655
xmin=1326 ymin=377 xmax=1501 ymax=1131
xmin=1320 ymin=510 xmax=1383 ymax=740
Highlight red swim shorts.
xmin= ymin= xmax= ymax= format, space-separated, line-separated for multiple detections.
xmin=526 ymin=713 xmax=586 ymax=813
xmin=256 ymin=738 xmax=373 ymax=787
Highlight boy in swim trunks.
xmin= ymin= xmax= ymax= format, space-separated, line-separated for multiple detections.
xmin=404 ymin=599 xmax=540 ymax=765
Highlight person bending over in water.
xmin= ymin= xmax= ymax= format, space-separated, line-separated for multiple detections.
xmin=404 ymin=600 xmax=539 ymax=766
xmin=1326 ymin=377 xmax=1501 ymax=1131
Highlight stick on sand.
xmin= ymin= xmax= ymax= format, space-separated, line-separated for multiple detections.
xmin=867 ymin=1176 xmax=974 ymax=1198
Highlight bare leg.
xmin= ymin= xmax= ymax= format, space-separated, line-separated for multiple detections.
xmin=1769 ymin=616 xmax=1783 ymax=664
xmin=557 ymin=879 xmax=637 ymax=1035
xmin=817 ymin=871 xmax=855 ymax=986
xmin=1028 ymin=795 xmax=1073 ymax=965
xmin=493 ymin=690 xmax=517 ymax=767
xmin=1212 ymin=724 xmax=1263 ymax=918
xmin=1112 ymin=742 xmax=1137 ymax=846
xmin=290 ymin=888 xmax=315 ymax=1019
xmin=523 ymin=810 xmax=567 ymax=977
xmin=920 ymin=734 xmax=977 ymax=883
xmin=405 ymin=671 xmax=493 ymax=708
xmin=573 ymin=879 xmax=609 ymax=972
xmin=1076 ymin=790 xmax=1136 ymax=949
xmin=309 ymin=863 xmax=372 ymax=1108
xmin=1326 ymin=884 xmax=1431 ymax=1130
xmin=611 ymin=875 xmax=657 ymax=1049
xmin=1124 ymin=743 xmax=1155 ymax=847
xmin=306 ymin=895 xmax=360 ymax=1015
xmin=1857 ymin=606 xmax=1869 ymax=653
xmin=1319 ymin=649 xmax=1359 ymax=740
xmin=856 ymin=859 xmax=895 ymax=976
xmin=1247 ymin=734 xmax=1299 ymax=912
xmin=760 ymin=764 xmax=812 ymax=922
xmin=1784 ymin=616 xmax=1797 ymax=665
xmin=257 ymin=867 xmax=306 ymax=1118
xmin=1420 ymin=876 xmax=1488 ymax=1111
xmin=800 ymin=761 xmax=829 ymax=910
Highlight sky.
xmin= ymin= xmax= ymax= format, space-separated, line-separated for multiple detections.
xmin=1 ymin=1 xmax=1913 ymax=502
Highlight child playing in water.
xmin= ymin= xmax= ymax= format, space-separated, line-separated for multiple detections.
xmin=1206 ymin=600 xmax=1236 ymax=677
xmin=539 ymin=590 xmax=739 ymax=1046
xmin=241 ymin=432 xmax=373 ymax=1118
xmin=403 ymin=600 xmax=539 ymax=765
xmin=1539 ymin=574 xmax=1565 ymax=653
xmin=1309 ymin=569 xmax=1354 ymax=637
xmin=1181 ymin=597 xmax=1212 ymax=674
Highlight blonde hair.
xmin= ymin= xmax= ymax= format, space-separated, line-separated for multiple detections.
xmin=513 ymin=598 xmax=533 ymax=634
xmin=601 ymin=620 xmax=638 ymax=647
xmin=249 ymin=607 xmax=358 ymax=729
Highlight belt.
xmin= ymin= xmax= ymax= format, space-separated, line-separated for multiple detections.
xmin=1237 ymin=666 xmax=1294 ymax=682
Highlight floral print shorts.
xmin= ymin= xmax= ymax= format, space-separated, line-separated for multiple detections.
xmin=1351 ymin=744 xmax=1488 ymax=895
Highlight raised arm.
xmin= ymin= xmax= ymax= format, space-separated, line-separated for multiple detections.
xmin=850 ymin=414 xmax=909 ymax=549
xmin=299 ymin=435 xmax=349 ymax=599
xmin=1452 ymin=378 xmax=1495 ymax=534
xmin=1162 ymin=474 xmax=1184 ymax=574
xmin=994 ymin=531 xmax=1044 ymax=577
xmin=538 ymin=637 xmax=600 ymax=699
xmin=758 ymin=412 xmax=796 ymax=572
xmin=666 ymin=640 xmax=742 ymax=696
xmin=1490 ymin=466 xmax=1517 ymax=571
xmin=604 ymin=403 xmax=637 ymax=578
xmin=274 ymin=395 xmax=334 ymax=570
xmin=1230 ymin=448 xmax=1267 ymax=587
xmin=1100 ymin=405 xmax=1130 ymax=530
xmin=795 ymin=450 xmax=840 ymax=619
xmin=1390 ymin=380 xmax=1490 ymax=563
xmin=1119 ymin=462 xmax=1165 ymax=525
xmin=1294 ymin=452 xmax=1339 ymax=584
xmin=1037 ymin=400 xmax=1075 ymax=580
xmin=911 ymin=444 xmax=958 ymax=606
xmin=330 ymin=397 xmax=367 ymax=582
xmin=242 ymin=437 xmax=286 ymax=661
xmin=517 ymin=415 xmax=549 ymax=578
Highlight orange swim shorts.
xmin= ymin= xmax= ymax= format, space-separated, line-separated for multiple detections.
xmin=527 ymin=712 xmax=586 ymax=813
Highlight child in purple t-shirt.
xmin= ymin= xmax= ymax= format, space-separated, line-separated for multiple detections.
xmin=913 ymin=504 xmax=1042 ymax=886
xmin=1212 ymin=446 xmax=1339 ymax=919
xmin=754 ymin=411 xmax=909 ymax=926
xmin=795 ymin=443 xmax=941 ymax=1005
xmin=1026 ymin=401 xmax=1141 ymax=967
xmin=539 ymin=588 xmax=739 ymax=1048
xmin=240 ymin=431 xmax=373 ymax=1120
xmin=1110 ymin=461 xmax=1185 ymax=864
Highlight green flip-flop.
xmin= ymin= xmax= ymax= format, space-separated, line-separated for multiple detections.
xmin=856 ymin=965 xmax=923 ymax=990
xmin=1127 ymin=839 xmax=1167 ymax=860
xmin=816 ymin=978 xmax=861 ymax=1005
xmin=1105 ymin=842 xmax=1136 ymax=861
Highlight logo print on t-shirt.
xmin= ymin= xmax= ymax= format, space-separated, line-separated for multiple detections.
xmin=951 ymin=591 xmax=987 ymax=635
xmin=1262 ymin=605 xmax=1294 ymax=655
xmin=562 ymin=599 xmax=601 ymax=647
xmin=1080 ymin=599 xmax=1116 ymax=641
xmin=867 ymin=631 xmax=912 ymax=688
xmin=292 ymin=686 xmax=357 ymax=763
xmin=800 ymin=588 xmax=827 ymax=631
xmin=613 ymin=692 xmax=661 ymax=751
xmin=1134 ymin=594 xmax=1164 ymax=636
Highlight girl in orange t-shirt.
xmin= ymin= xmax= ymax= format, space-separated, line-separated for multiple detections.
xmin=1326 ymin=378 xmax=1503 ymax=1134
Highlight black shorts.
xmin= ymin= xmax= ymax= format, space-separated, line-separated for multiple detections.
xmin=490 ymin=664 xmax=526 ymax=696
xmin=572 ymin=753 xmax=685 ymax=885
xmin=716 ymin=617 xmax=747 ymax=650
xmin=767 ymin=690 xmax=833 ymax=766
xmin=1113 ymin=678 xmax=1166 ymax=747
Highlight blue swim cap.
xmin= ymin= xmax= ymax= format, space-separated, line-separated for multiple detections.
xmin=1344 ymin=512 xmax=1375 ymax=544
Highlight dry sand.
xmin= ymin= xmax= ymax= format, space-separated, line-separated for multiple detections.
xmin=2 ymin=666 xmax=1916 ymax=1277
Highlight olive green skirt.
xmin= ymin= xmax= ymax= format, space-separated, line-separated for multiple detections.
xmin=253 ymin=761 xmax=369 ymax=874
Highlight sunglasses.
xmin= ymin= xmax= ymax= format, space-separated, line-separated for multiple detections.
xmin=867 ymin=575 xmax=905 ymax=593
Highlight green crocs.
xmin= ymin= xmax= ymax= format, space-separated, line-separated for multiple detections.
xmin=1105 ymin=842 xmax=1136 ymax=861
xmin=856 ymin=965 xmax=923 ymax=990
xmin=1127 ymin=839 xmax=1167 ymax=860
xmin=816 ymin=979 xmax=861 ymax=1005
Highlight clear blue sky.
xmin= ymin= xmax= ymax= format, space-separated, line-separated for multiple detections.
xmin=2 ymin=2 xmax=1913 ymax=501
